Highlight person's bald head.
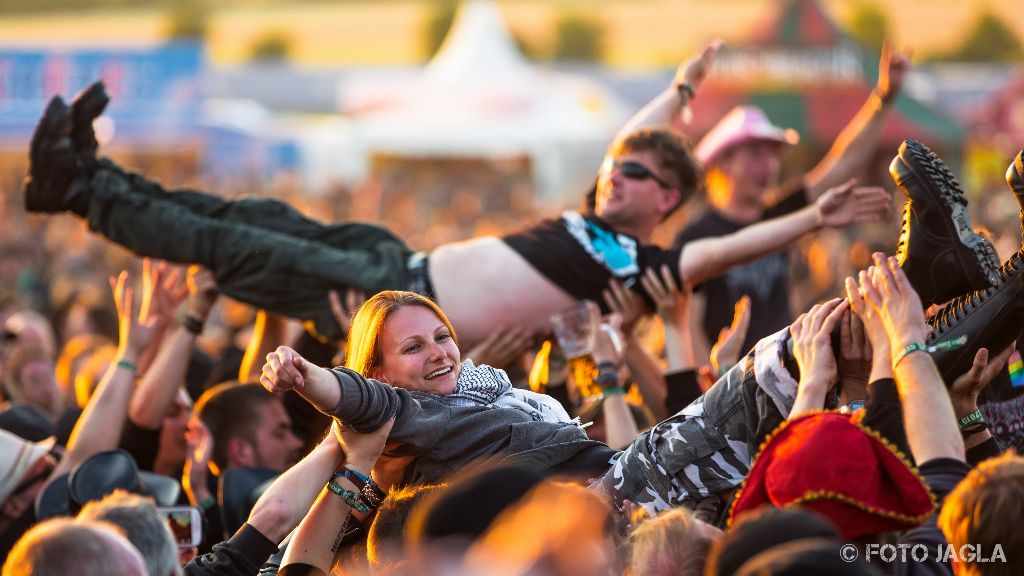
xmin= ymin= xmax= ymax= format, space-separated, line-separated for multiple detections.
xmin=2 ymin=517 xmax=146 ymax=576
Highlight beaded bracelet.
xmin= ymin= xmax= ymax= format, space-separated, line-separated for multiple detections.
xmin=327 ymin=481 xmax=369 ymax=514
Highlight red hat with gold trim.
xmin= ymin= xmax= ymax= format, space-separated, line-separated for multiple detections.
xmin=728 ymin=412 xmax=935 ymax=539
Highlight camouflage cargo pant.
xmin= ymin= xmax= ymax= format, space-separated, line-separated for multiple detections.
xmin=594 ymin=346 xmax=787 ymax=520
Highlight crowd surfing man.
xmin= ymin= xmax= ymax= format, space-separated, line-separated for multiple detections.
xmin=23 ymin=42 xmax=889 ymax=348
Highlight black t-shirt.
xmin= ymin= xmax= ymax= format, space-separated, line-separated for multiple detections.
xmin=502 ymin=211 xmax=683 ymax=311
xmin=674 ymin=181 xmax=808 ymax=354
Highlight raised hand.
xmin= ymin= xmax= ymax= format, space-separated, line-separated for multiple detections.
xmin=138 ymin=258 xmax=187 ymax=330
xmin=261 ymin=345 xmax=312 ymax=393
xmin=464 ymin=327 xmax=532 ymax=370
xmin=672 ymin=39 xmax=722 ymax=123
xmin=859 ymin=253 xmax=928 ymax=354
xmin=950 ymin=345 xmax=1014 ymax=420
xmin=603 ymin=279 xmax=646 ymax=335
xmin=186 ymin=265 xmax=219 ymax=322
xmin=183 ymin=418 xmax=214 ymax=505
xmin=815 ymin=180 xmax=891 ymax=228
xmin=327 ymin=287 xmax=366 ymax=341
xmin=333 ymin=418 xmax=394 ymax=473
xmin=790 ymin=298 xmax=849 ymax=411
xmin=675 ymin=41 xmax=722 ymax=87
xmin=875 ymin=40 xmax=912 ymax=104
xmin=111 ymin=270 xmax=163 ymax=358
xmin=592 ymin=314 xmax=626 ymax=368
xmin=640 ymin=264 xmax=690 ymax=327
xmin=710 ymin=295 xmax=750 ymax=377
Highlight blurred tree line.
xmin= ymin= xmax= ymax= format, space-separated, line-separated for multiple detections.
xmin=847 ymin=1 xmax=1023 ymax=63
xmin=425 ymin=0 xmax=605 ymax=62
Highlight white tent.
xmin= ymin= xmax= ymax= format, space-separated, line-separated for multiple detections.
xmin=335 ymin=0 xmax=628 ymax=202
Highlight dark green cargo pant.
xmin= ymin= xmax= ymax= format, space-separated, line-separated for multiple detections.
xmin=85 ymin=161 xmax=413 ymax=341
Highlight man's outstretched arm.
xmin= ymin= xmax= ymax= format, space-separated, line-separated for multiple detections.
xmin=679 ymin=181 xmax=890 ymax=285
xmin=802 ymin=42 xmax=911 ymax=200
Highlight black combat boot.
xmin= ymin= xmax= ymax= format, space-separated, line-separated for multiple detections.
xmin=23 ymin=97 xmax=91 ymax=216
xmin=890 ymin=139 xmax=1000 ymax=307
xmin=69 ymin=81 xmax=110 ymax=169
xmin=926 ymin=249 xmax=1024 ymax=385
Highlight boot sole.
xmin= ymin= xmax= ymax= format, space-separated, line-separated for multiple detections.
xmin=893 ymin=140 xmax=1001 ymax=290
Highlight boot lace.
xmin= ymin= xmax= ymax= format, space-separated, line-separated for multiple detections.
xmin=927 ymin=250 xmax=1023 ymax=343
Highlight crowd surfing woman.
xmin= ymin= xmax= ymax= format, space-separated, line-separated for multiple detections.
xmin=261 ymin=290 xmax=703 ymax=515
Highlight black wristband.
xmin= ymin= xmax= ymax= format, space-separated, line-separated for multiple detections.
xmin=183 ymin=315 xmax=205 ymax=335
xmin=960 ymin=421 xmax=989 ymax=437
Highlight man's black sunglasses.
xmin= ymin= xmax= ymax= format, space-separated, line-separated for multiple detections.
xmin=604 ymin=159 xmax=673 ymax=190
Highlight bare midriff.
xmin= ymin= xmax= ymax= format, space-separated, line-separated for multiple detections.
xmin=429 ymin=236 xmax=577 ymax=348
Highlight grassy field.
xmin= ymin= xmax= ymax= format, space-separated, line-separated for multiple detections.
xmin=0 ymin=1 xmax=1018 ymax=67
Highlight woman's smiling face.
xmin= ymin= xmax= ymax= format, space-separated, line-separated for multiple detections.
xmin=371 ymin=305 xmax=462 ymax=395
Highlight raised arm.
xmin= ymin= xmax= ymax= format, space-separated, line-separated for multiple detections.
xmin=610 ymin=40 xmax=721 ymax=148
xmin=261 ymin=345 xmax=340 ymax=412
xmin=129 ymin=265 xmax=211 ymax=429
xmin=281 ymin=419 xmax=393 ymax=572
xmin=803 ymin=42 xmax=911 ymax=199
xmin=859 ymin=253 xmax=964 ymax=463
xmin=679 ymin=181 xmax=890 ymax=284
xmin=50 ymin=269 xmax=167 ymax=479
xmin=261 ymin=346 xmax=403 ymax=433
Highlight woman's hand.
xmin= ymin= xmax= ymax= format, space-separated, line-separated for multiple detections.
xmin=333 ymin=418 xmax=395 ymax=475
xmin=261 ymin=345 xmax=311 ymax=393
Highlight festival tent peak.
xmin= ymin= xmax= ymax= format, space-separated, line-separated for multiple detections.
xmin=686 ymin=0 xmax=964 ymax=152
xmin=334 ymin=0 xmax=628 ymax=201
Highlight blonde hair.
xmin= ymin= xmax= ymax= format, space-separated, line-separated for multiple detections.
xmin=344 ymin=291 xmax=457 ymax=376
xmin=939 ymin=450 xmax=1024 ymax=576
xmin=629 ymin=508 xmax=716 ymax=576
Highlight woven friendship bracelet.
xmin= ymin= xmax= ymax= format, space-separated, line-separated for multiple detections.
xmin=327 ymin=481 xmax=370 ymax=514
xmin=958 ymin=409 xmax=984 ymax=430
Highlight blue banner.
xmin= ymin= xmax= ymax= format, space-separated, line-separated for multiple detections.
xmin=0 ymin=41 xmax=204 ymax=143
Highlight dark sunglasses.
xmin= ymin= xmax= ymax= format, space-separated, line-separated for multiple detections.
xmin=605 ymin=158 xmax=673 ymax=189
